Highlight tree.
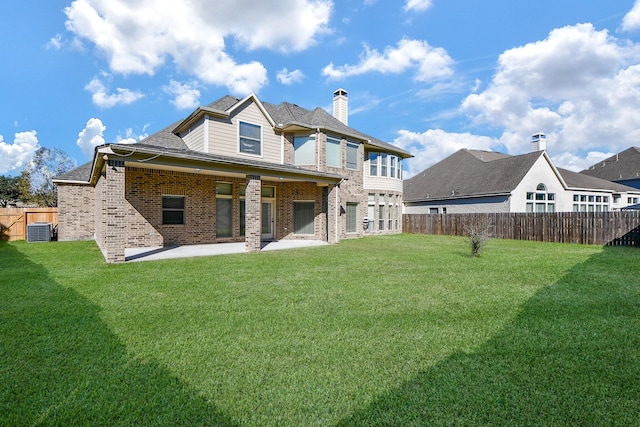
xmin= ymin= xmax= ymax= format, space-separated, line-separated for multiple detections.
xmin=23 ymin=147 xmax=76 ymax=207
xmin=0 ymin=175 xmax=21 ymax=207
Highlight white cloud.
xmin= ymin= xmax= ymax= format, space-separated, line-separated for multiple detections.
xmin=64 ymin=0 xmax=332 ymax=95
xmin=115 ymin=127 xmax=148 ymax=145
xmin=622 ymin=0 xmax=640 ymax=32
xmin=403 ymin=0 xmax=432 ymax=13
xmin=76 ymin=118 xmax=106 ymax=159
xmin=394 ymin=129 xmax=499 ymax=178
xmin=163 ymin=80 xmax=201 ymax=109
xmin=277 ymin=68 xmax=305 ymax=85
xmin=85 ymin=76 xmax=144 ymax=108
xmin=459 ymin=23 xmax=640 ymax=164
xmin=322 ymin=38 xmax=453 ymax=82
xmin=0 ymin=131 xmax=40 ymax=174
xmin=46 ymin=34 xmax=63 ymax=50
xmin=551 ymin=150 xmax=614 ymax=172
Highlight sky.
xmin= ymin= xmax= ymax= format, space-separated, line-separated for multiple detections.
xmin=2 ymin=0 xmax=640 ymax=178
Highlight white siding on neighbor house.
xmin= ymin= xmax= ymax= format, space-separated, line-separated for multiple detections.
xmin=511 ymin=156 xmax=566 ymax=212
xmin=208 ymin=101 xmax=281 ymax=164
xmin=181 ymin=117 xmax=205 ymax=152
xmin=403 ymin=197 xmax=510 ymax=214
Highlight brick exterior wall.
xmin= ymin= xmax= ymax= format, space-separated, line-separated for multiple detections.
xmin=57 ymin=184 xmax=95 ymax=241
xmin=58 ymin=128 xmax=403 ymax=263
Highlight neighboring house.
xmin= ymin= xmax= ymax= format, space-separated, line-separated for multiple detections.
xmin=54 ymin=90 xmax=412 ymax=263
xmin=403 ymin=147 xmax=640 ymax=214
xmin=580 ymin=147 xmax=640 ymax=190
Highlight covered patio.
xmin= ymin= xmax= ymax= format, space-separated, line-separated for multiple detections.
xmin=124 ymin=240 xmax=329 ymax=262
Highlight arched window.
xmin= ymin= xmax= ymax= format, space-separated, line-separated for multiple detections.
xmin=526 ymin=183 xmax=555 ymax=212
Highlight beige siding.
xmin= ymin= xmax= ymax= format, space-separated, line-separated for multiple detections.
xmin=364 ymin=175 xmax=404 ymax=193
xmin=181 ymin=118 xmax=205 ymax=152
xmin=209 ymin=101 xmax=282 ymax=164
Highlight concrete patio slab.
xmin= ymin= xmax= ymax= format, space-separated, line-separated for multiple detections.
xmin=124 ymin=240 xmax=328 ymax=262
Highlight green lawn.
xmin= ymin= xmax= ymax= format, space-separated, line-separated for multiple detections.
xmin=1 ymin=234 xmax=639 ymax=426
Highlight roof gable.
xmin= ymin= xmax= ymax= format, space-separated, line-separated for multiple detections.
xmin=403 ymin=149 xmax=544 ymax=202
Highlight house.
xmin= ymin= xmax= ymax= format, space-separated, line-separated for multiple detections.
xmin=403 ymin=142 xmax=640 ymax=214
xmin=580 ymin=147 xmax=640 ymax=190
xmin=54 ymin=90 xmax=412 ymax=263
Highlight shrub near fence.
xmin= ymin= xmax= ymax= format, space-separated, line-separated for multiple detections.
xmin=0 ymin=208 xmax=59 ymax=241
xmin=403 ymin=211 xmax=640 ymax=246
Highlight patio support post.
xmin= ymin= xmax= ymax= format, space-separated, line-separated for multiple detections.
xmin=245 ymin=174 xmax=262 ymax=252
xmin=327 ymin=183 xmax=340 ymax=244
xmin=101 ymin=159 xmax=127 ymax=263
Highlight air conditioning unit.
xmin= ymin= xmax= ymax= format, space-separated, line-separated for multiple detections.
xmin=27 ymin=222 xmax=53 ymax=243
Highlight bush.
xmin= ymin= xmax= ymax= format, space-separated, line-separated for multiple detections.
xmin=467 ymin=221 xmax=491 ymax=257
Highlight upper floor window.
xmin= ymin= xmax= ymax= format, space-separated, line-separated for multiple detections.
xmin=369 ymin=153 xmax=379 ymax=176
xmin=346 ymin=142 xmax=359 ymax=169
xmin=294 ymin=135 xmax=315 ymax=165
xmin=326 ymin=136 xmax=341 ymax=168
xmin=381 ymin=153 xmax=388 ymax=177
xmin=239 ymin=121 xmax=262 ymax=156
xmin=368 ymin=151 xmax=402 ymax=179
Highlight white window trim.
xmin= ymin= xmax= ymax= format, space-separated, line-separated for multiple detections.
xmin=238 ymin=120 xmax=263 ymax=157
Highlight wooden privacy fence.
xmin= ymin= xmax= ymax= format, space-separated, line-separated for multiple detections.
xmin=403 ymin=211 xmax=640 ymax=246
xmin=0 ymin=208 xmax=59 ymax=241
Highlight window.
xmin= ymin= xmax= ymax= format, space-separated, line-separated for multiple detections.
xmin=262 ymin=186 xmax=275 ymax=198
xmin=378 ymin=194 xmax=385 ymax=230
xmin=216 ymin=182 xmax=232 ymax=237
xmin=367 ymin=194 xmax=375 ymax=231
xmin=388 ymin=198 xmax=393 ymax=229
xmin=294 ymin=135 xmax=315 ymax=165
xmin=326 ymin=136 xmax=341 ymax=167
xmin=536 ymin=183 xmax=547 ymax=191
xmin=390 ymin=156 xmax=396 ymax=178
xmin=397 ymin=158 xmax=403 ymax=179
xmin=381 ymin=153 xmax=388 ymax=177
xmin=526 ymin=203 xmax=534 ymax=213
xmin=294 ymin=201 xmax=315 ymax=234
xmin=216 ymin=198 xmax=232 ymax=237
xmin=429 ymin=207 xmax=439 ymax=214
xmin=239 ymin=121 xmax=262 ymax=156
xmin=240 ymin=184 xmax=246 ymax=236
xmin=346 ymin=202 xmax=358 ymax=233
xmin=527 ymin=192 xmax=534 ymax=200
xmin=346 ymin=142 xmax=359 ymax=169
xmin=162 ymin=196 xmax=185 ymax=225
xmin=369 ymin=153 xmax=378 ymax=176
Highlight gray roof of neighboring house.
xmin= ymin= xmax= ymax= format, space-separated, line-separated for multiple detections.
xmin=580 ymin=147 xmax=640 ymax=182
xmin=404 ymin=148 xmax=639 ymax=203
xmin=403 ymin=149 xmax=543 ymax=202
xmin=558 ymin=166 xmax=638 ymax=192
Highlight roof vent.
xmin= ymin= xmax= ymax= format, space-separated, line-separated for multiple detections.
xmin=333 ymin=88 xmax=348 ymax=125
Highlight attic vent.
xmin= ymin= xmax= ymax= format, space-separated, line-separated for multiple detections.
xmin=27 ymin=222 xmax=52 ymax=243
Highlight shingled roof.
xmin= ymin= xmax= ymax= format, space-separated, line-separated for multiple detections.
xmin=403 ymin=149 xmax=543 ymax=202
xmin=404 ymin=148 xmax=638 ymax=203
xmin=580 ymin=147 xmax=640 ymax=182
xmin=56 ymin=93 xmax=409 ymax=184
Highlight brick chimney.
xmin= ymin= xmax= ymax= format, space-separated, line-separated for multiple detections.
xmin=333 ymin=88 xmax=348 ymax=125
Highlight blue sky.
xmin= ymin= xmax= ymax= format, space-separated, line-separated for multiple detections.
xmin=2 ymin=0 xmax=640 ymax=178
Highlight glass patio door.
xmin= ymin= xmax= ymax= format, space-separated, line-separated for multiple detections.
xmin=261 ymin=201 xmax=274 ymax=240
